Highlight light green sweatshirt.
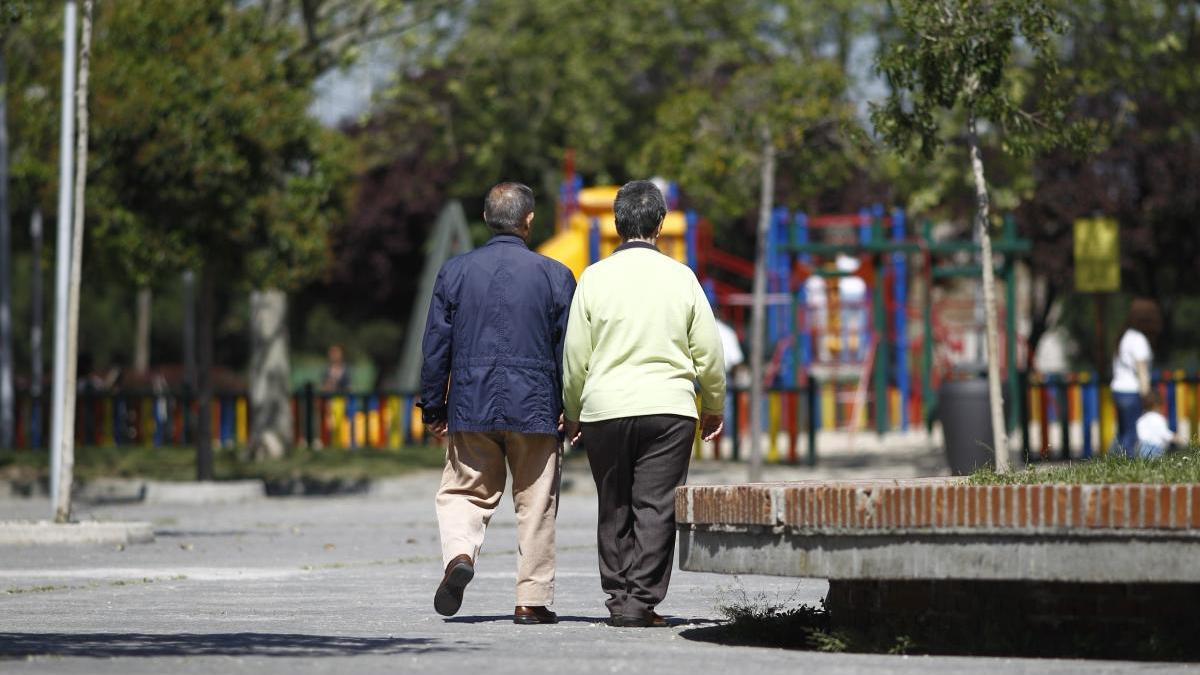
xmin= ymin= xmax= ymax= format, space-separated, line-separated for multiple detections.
xmin=562 ymin=245 xmax=726 ymax=422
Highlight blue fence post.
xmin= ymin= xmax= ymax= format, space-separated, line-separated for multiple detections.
xmin=891 ymin=207 xmax=909 ymax=430
xmin=347 ymin=395 xmax=358 ymax=450
xmin=1166 ymin=372 xmax=1178 ymax=429
xmin=793 ymin=212 xmax=811 ymax=379
xmin=685 ymin=210 xmax=699 ymax=272
xmin=771 ymin=207 xmax=794 ymax=387
xmin=221 ymin=395 xmax=234 ymax=447
xmin=1081 ymin=373 xmax=1097 ymax=459
xmin=588 ymin=217 xmax=601 ymax=264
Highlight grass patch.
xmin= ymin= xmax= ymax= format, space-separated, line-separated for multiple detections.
xmin=970 ymin=445 xmax=1200 ymax=485
xmin=0 ymin=444 xmax=444 ymax=484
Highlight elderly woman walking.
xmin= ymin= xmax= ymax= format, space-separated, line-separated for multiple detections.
xmin=562 ymin=180 xmax=725 ymax=628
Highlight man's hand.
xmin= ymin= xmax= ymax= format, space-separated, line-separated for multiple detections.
xmin=427 ymin=420 xmax=449 ymax=439
xmin=563 ymin=420 xmax=582 ymax=445
xmin=700 ymin=413 xmax=724 ymax=442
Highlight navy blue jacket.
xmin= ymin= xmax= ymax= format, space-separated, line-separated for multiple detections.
xmin=419 ymin=234 xmax=577 ymax=436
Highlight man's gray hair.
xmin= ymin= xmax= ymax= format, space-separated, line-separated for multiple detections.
xmin=484 ymin=182 xmax=535 ymax=233
xmin=614 ymin=180 xmax=667 ymax=240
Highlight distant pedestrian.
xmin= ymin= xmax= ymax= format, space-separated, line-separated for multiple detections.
xmin=1135 ymin=390 xmax=1180 ymax=459
xmin=320 ymin=344 xmax=351 ymax=392
xmin=562 ymin=180 xmax=725 ymax=628
xmin=1110 ymin=299 xmax=1162 ymax=458
xmin=419 ymin=182 xmax=576 ymax=625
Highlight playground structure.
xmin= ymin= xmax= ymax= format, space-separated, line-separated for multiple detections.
xmin=538 ymin=179 xmax=693 ymax=278
xmin=13 ymin=178 xmax=1192 ymax=466
xmin=544 ymin=177 xmax=1030 ymax=449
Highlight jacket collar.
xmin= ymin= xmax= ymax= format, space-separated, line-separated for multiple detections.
xmin=614 ymin=240 xmax=659 ymax=254
xmin=487 ymin=233 xmax=529 ymax=248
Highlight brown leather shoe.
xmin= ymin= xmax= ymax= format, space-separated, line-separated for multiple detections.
xmin=434 ymin=554 xmax=474 ymax=617
xmin=513 ymin=605 xmax=558 ymax=625
xmin=610 ymin=610 xmax=668 ymax=627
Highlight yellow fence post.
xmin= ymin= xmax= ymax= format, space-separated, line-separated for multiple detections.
xmin=767 ymin=393 xmax=781 ymax=464
xmin=236 ymin=396 xmax=249 ymax=446
xmin=1099 ymin=386 xmax=1115 ymax=455
xmin=387 ymin=396 xmax=402 ymax=449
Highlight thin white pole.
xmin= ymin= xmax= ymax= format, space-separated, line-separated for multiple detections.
xmin=49 ymin=0 xmax=78 ymax=521
xmin=56 ymin=0 xmax=94 ymax=523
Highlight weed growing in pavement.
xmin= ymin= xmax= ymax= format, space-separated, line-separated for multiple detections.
xmin=6 ymin=585 xmax=70 ymax=595
xmin=712 ymin=579 xmax=849 ymax=652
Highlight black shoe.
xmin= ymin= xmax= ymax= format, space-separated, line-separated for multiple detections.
xmin=434 ymin=554 xmax=474 ymax=617
xmin=609 ymin=611 xmax=668 ymax=627
xmin=514 ymin=605 xmax=559 ymax=624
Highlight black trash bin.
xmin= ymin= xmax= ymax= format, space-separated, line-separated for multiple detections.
xmin=938 ymin=378 xmax=996 ymax=475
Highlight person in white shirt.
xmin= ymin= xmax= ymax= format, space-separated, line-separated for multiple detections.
xmin=1136 ymin=390 xmax=1179 ymax=459
xmin=1110 ymin=299 xmax=1161 ymax=458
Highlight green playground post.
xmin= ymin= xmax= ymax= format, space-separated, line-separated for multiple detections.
xmin=922 ymin=219 xmax=935 ymax=430
xmin=871 ymin=215 xmax=889 ymax=436
xmin=1003 ymin=214 xmax=1019 ymax=432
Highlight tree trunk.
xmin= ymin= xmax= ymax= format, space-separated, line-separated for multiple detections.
xmin=56 ymin=0 xmax=94 ymax=522
xmin=748 ymin=128 xmax=775 ymax=483
xmin=967 ymin=114 xmax=1009 ymax=473
xmin=196 ymin=268 xmax=215 ymax=481
xmin=134 ymin=287 xmax=151 ymax=374
xmin=0 ymin=49 xmax=13 ymax=450
xmin=248 ymin=289 xmax=292 ymax=460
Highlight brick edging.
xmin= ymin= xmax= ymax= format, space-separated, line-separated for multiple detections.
xmin=675 ymin=480 xmax=1200 ymax=533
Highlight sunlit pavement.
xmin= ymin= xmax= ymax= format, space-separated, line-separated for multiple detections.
xmin=0 ymin=470 xmax=1185 ymax=674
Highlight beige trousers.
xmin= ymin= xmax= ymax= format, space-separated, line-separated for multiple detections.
xmin=436 ymin=431 xmax=561 ymax=606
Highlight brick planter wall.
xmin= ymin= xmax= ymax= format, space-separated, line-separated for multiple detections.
xmin=677 ymin=479 xmax=1200 ymax=533
xmin=676 ymin=479 xmax=1200 ymax=655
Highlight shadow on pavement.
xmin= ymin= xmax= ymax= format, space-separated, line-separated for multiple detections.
xmin=445 ymin=615 xmax=602 ymax=624
xmin=0 ymin=632 xmax=461 ymax=658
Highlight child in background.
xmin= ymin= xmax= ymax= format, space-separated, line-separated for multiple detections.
xmin=1135 ymin=390 xmax=1180 ymax=459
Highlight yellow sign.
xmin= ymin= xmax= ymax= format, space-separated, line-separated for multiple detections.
xmin=1074 ymin=217 xmax=1120 ymax=292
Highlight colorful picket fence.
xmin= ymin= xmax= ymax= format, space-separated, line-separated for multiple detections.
xmin=1025 ymin=370 xmax=1200 ymax=460
xmin=11 ymin=371 xmax=1198 ymax=465
xmin=9 ymin=386 xmax=427 ymax=451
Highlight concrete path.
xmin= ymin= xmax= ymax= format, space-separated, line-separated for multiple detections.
xmin=0 ymin=467 xmax=1187 ymax=673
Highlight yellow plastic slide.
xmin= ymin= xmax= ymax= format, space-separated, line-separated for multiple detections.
xmin=537 ymin=185 xmax=690 ymax=279
xmin=536 ymin=228 xmax=590 ymax=280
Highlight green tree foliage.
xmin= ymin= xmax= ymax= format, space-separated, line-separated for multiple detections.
xmin=872 ymin=0 xmax=1089 ymax=159
xmin=1019 ymin=0 xmax=1200 ymax=364
xmin=368 ymin=1 xmax=870 ymax=217
xmin=872 ymin=0 xmax=1090 ymax=471
xmin=85 ymin=0 xmax=346 ymax=291
xmin=642 ymin=60 xmax=863 ymax=224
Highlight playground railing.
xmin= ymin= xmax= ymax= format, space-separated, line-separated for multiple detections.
xmin=9 ymin=384 xmax=430 ymax=452
xmin=1023 ymin=370 xmax=1200 ymax=461
xmin=13 ymin=371 xmax=1195 ymax=465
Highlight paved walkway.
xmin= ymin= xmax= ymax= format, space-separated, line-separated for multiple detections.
xmin=0 ymin=464 xmax=1187 ymax=673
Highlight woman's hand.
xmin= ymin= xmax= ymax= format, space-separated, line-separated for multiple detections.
xmin=563 ymin=420 xmax=582 ymax=444
xmin=700 ymin=413 xmax=724 ymax=442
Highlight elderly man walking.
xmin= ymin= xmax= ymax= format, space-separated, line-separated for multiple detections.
xmin=562 ymin=180 xmax=725 ymax=628
xmin=419 ymin=182 xmax=576 ymax=624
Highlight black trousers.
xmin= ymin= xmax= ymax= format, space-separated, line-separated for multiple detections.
xmin=583 ymin=414 xmax=695 ymax=619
